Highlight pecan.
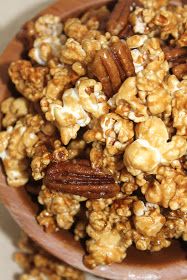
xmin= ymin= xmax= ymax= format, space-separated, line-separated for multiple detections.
xmin=91 ymin=41 xmax=135 ymax=97
xmin=172 ymin=63 xmax=187 ymax=79
xmin=106 ymin=0 xmax=143 ymax=36
xmin=119 ymin=24 xmax=134 ymax=39
xmin=44 ymin=159 xmax=120 ymax=199
xmin=163 ymin=47 xmax=187 ymax=63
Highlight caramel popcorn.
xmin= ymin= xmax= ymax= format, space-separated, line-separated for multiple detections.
xmin=29 ymin=36 xmax=62 ymax=65
xmin=112 ymin=77 xmax=149 ymax=123
xmin=84 ymin=197 xmax=134 ymax=268
xmin=124 ymin=117 xmax=187 ymax=175
xmin=172 ymin=81 xmax=187 ymax=135
xmin=9 ymin=60 xmax=48 ymax=101
xmin=64 ymin=18 xmax=88 ymax=42
xmin=41 ymin=78 xmax=108 ymax=145
xmin=0 ymin=115 xmax=43 ymax=187
xmin=60 ymin=38 xmax=86 ymax=65
xmin=84 ymin=113 xmax=134 ymax=155
xmin=15 ymin=234 xmax=85 ymax=280
xmin=38 ymin=185 xmax=86 ymax=231
xmin=43 ymin=62 xmax=78 ymax=100
xmin=142 ymin=166 xmax=187 ymax=212
xmin=1 ymin=97 xmax=29 ymax=127
xmin=35 ymin=14 xmax=63 ymax=37
xmin=1 ymin=0 xmax=187 ymax=270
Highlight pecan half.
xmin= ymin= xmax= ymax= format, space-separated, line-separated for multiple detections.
xmin=44 ymin=159 xmax=120 ymax=199
xmin=106 ymin=0 xmax=142 ymax=36
xmin=163 ymin=47 xmax=187 ymax=63
xmin=91 ymin=41 xmax=135 ymax=97
xmin=163 ymin=47 xmax=187 ymax=79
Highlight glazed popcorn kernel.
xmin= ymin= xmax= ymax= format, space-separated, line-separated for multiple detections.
xmin=1 ymin=0 xmax=187 ymax=269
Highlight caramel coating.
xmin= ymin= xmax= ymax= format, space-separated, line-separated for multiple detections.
xmin=38 ymin=186 xmax=86 ymax=231
xmin=9 ymin=60 xmax=48 ymax=101
xmin=41 ymin=78 xmax=108 ymax=145
xmin=0 ymin=115 xmax=43 ymax=187
xmin=124 ymin=117 xmax=187 ymax=175
xmin=84 ymin=197 xmax=134 ymax=268
xmin=1 ymin=97 xmax=29 ymax=127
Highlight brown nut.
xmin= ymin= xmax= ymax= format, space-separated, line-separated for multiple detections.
xmin=91 ymin=41 xmax=135 ymax=97
xmin=44 ymin=159 xmax=120 ymax=199
xmin=163 ymin=47 xmax=187 ymax=63
xmin=172 ymin=63 xmax=187 ymax=79
xmin=106 ymin=0 xmax=142 ymax=36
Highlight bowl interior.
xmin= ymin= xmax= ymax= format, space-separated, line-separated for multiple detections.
xmin=0 ymin=0 xmax=187 ymax=279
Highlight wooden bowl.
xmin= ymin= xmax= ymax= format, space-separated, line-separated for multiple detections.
xmin=0 ymin=0 xmax=187 ymax=279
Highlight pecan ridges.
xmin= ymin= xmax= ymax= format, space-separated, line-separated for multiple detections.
xmin=44 ymin=159 xmax=120 ymax=199
xmin=106 ymin=0 xmax=143 ymax=36
xmin=91 ymin=41 xmax=135 ymax=97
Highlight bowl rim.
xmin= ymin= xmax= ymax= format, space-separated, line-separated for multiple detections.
xmin=0 ymin=0 xmax=187 ymax=279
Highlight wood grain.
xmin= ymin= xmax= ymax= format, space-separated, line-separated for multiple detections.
xmin=0 ymin=0 xmax=187 ymax=279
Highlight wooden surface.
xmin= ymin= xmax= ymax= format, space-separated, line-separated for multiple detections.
xmin=0 ymin=0 xmax=187 ymax=279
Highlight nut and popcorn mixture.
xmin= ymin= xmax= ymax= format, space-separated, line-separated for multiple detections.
xmin=1 ymin=0 xmax=187 ymax=269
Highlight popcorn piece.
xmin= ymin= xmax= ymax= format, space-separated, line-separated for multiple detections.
xmin=9 ymin=60 xmax=48 ymax=102
xmin=72 ymin=62 xmax=86 ymax=76
xmin=137 ymin=61 xmax=169 ymax=92
xmin=84 ymin=197 xmax=133 ymax=268
xmin=43 ymin=62 xmax=79 ymax=100
xmin=127 ymin=35 xmax=148 ymax=49
xmin=140 ymin=38 xmax=165 ymax=63
xmin=112 ymin=77 xmax=149 ymax=123
xmin=133 ymin=206 xmax=186 ymax=252
xmin=172 ymin=87 xmax=187 ymax=136
xmin=67 ymin=139 xmax=86 ymax=159
xmin=139 ymin=0 xmax=169 ymax=9
xmin=153 ymin=9 xmax=182 ymax=40
xmin=131 ymin=49 xmax=144 ymax=73
xmin=81 ymin=37 xmax=101 ymax=63
xmin=120 ymin=169 xmax=138 ymax=195
xmin=77 ymin=78 xmax=109 ymax=118
xmin=35 ymin=14 xmax=63 ymax=37
xmin=38 ymin=186 xmax=86 ymax=231
xmin=124 ymin=117 xmax=187 ymax=175
xmin=129 ymin=7 xmax=147 ymax=34
xmin=74 ymin=220 xmax=87 ymax=241
xmin=60 ymin=38 xmax=86 ymax=65
xmin=1 ymin=97 xmax=29 ymax=127
xmin=0 ymin=115 xmax=43 ymax=187
xmin=29 ymin=36 xmax=62 ymax=65
xmin=85 ymin=113 xmax=134 ymax=155
xmin=30 ymin=141 xmax=52 ymax=181
xmin=64 ymin=18 xmax=88 ymax=42
xmin=41 ymin=78 xmax=108 ymax=145
xmin=133 ymin=202 xmax=166 ymax=237
xmin=147 ymin=86 xmax=171 ymax=115
xmin=142 ymin=166 xmax=187 ymax=211
xmin=42 ymin=90 xmax=90 ymax=145
xmin=90 ymin=142 xmax=124 ymax=178
xmin=100 ymin=113 xmax=134 ymax=155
